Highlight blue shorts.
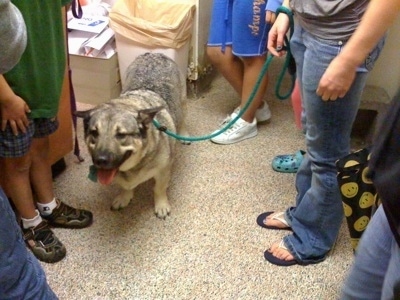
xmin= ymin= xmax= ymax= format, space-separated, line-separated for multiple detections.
xmin=0 ymin=117 xmax=59 ymax=158
xmin=207 ymin=0 xmax=270 ymax=56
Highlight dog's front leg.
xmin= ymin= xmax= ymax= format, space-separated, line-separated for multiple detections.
xmin=153 ymin=172 xmax=171 ymax=219
xmin=178 ymin=128 xmax=191 ymax=145
xmin=111 ymin=189 xmax=134 ymax=210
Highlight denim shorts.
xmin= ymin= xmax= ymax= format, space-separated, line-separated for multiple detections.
xmin=207 ymin=0 xmax=270 ymax=56
xmin=0 ymin=117 xmax=59 ymax=158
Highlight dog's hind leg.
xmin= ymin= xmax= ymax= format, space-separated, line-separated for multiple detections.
xmin=111 ymin=189 xmax=134 ymax=210
xmin=153 ymin=171 xmax=172 ymax=219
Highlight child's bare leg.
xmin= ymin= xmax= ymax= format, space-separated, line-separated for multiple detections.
xmin=240 ymin=55 xmax=269 ymax=123
xmin=29 ymin=136 xmax=54 ymax=204
xmin=0 ymin=155 xmax=36 ymax=219
xmin=206 ymin=46 xmax=244 ymax=96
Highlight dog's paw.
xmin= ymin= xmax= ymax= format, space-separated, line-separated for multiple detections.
xmin=111 ymin=195 xmax=132 ymax=210
xmin=154 ymin=202 xmax=171 ymax=219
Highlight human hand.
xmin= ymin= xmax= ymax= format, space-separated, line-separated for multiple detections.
xmin=0 ymin=94 xmax=30 ymax=135
xmin=267 ymin=12 xmax=290 ymax=57
xmin=316 ymin=56 xmax=358 ymax=101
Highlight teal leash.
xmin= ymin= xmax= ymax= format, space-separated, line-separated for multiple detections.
xmin=274 ymin=6 xmax=295 ymax=100
xmin=153 ymin=6 xmax=295 ymax=143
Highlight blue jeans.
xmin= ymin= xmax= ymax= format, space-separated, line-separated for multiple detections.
xmin=0 ymin=188 xmax=58 ymax=299
xmin=282 ymin=25 xmax=385 ymax=264
xmin=341 ymin=206 xmax=400 ymax=299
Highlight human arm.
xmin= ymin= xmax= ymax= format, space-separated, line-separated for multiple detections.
xmin=265 ymin=0 xmax=283 ymax=23
xmin=0 ymin=0 xmax=30 ymax=134
xmin=317 ymin=0 xmax=400 ymax=101
xmin=267 ymin=0 xmax=290 ymax=56
xmin=0 ymin=75 xmax=30 ymax=134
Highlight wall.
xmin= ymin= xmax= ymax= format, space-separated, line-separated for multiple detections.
xmin=188 ymin=0 xmax=212 ymax=81
xmin=366 ymin=17 xmax=400 ymax=99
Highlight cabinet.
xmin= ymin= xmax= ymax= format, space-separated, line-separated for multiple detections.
xmin=48 ymin=8 xmax=74 ymax=166
xmin=48 ymin=69 xmax=73 ymax=165
xmin=69 ymin=53 xmax=121 ymax=105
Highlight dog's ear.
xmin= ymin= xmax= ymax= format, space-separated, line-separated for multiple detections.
xmin=73 ymin=109 xmax=94 ymax=134
xmin=137 ymin=106 xmax=164 ymax=125
xmin=137 ymin=106 xmax=164 ymax=138
xmin=73 ymin=109 xmax=93 ymax=119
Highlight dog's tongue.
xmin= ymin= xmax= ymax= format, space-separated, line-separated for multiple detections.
xmin=97 ymin=169 xmax=118 ymax=185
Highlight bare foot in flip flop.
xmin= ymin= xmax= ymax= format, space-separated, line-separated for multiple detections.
xmin=269 ymin=241 xmax=294 ymax=260
xmin=265 ymin=212 xmax=290 ymax=228
xmin=264 ymin=240 xmax=297 ymax=266
xmin=256 ymin=212 xmax=291 ymax=230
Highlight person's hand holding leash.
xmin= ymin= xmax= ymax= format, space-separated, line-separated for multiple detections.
xmin=267 ymin=10 xmax=290 ymax=57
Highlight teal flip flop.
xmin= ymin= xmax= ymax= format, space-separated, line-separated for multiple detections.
xmin=271 ymin=150 xmax=305 ymax=173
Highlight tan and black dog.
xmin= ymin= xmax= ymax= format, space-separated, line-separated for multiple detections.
xmin=75 ymin=53 xmax=188 ymax=218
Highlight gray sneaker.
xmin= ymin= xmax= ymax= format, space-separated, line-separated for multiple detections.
xmin=23 ymin=221 xmax=66 ymax=263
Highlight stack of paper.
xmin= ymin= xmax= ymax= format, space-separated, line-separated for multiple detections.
xmin=68 ymin=13 xmax=116 ymax=58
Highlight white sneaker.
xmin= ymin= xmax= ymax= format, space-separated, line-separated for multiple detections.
xmin=233 ymin=100 xmax=271 ymax=123
xmin=211 ymin=113 xmax=257 ymax=145
xmin=255 ymin=101 xmax=272 ymax=122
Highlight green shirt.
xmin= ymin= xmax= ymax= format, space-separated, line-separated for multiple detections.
xmin=5 ymin=0 xmax=71 ymax=118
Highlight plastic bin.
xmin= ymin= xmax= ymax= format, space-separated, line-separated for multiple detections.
xmin=109 ymin=0 xmax=195 ymax=88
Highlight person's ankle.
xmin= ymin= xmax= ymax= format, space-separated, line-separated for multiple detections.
xmin=21 ymin=210 xmax=42 ymax=229
xmin=257 ymin=101 xmax=265 ymax=110
xmin=240 ymin=115 xmax=255 ymax=123
xmin=235 ymin=114 xmax=254 ymax=124
xmin=37 ymin=197 xmax=57 ymax=216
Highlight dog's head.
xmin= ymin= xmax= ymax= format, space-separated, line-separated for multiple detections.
xmin=74 ymin=103 xmax=163 ymax=185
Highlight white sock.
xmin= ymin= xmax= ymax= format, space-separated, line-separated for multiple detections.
xmin=37 ymin=198 xmax=57 ymax=216
xmin=22 ymin=209 xmax=42 ymax=229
